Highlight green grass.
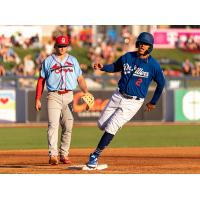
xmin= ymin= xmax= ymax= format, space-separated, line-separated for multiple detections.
xmin=112 ymin=126 xmax=200 ymax=147
xmin=0 ymin=127 xmax=47 ymax=150
xmin=2 ymin=47 xmax=197 ymax=71
xmin=14 ymin=47 xmax=41 ymax=61
xmin=70 ymin=46 xmax=90 ymax=66
xmin=0 ymin=125 xmax=199 ymax=150
xmin=152 ymin=48 xmax=196 ymax=63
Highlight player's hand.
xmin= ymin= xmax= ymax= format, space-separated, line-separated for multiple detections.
xmin=35 ymin=99 xmax=42 ymax=111
xmin=93 ymin=63 xmax=103 ymax=70
xmin=145 ymin=102 xmax=155 ymax=112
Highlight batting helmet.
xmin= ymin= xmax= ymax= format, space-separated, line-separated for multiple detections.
xmin=136 ymin=32 xmax=154 ymax=53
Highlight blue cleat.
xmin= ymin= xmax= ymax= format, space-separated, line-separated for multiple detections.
xmin=86 ymin=153 xmax=98 ymax=168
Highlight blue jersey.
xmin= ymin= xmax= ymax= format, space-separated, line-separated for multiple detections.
xmin=102 ymin=51 xmax=165 ymax=104
xmin=40 ymin=53 xmax=82 ymax=91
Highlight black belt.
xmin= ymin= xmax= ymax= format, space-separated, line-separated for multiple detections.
xmin=119 ymin=89 xmax=140 ymax=100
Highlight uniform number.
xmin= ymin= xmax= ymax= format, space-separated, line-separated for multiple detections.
xmin=135 ymin=78 xmax=142 ymax=87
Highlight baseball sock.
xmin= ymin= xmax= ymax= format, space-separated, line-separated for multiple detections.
xmin=93 ymin=131 xmax=114 ymax=157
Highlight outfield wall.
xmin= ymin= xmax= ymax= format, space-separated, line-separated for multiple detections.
xmin=1 ymin=88 xmax=199 ymax=123
xmin=1 ymin=88 xmax=164 ymax=123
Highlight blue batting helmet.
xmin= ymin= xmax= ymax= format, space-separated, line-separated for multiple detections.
xmin=136 ymin=32 xmax=154 ymax=53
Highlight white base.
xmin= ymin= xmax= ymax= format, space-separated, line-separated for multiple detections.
xmin=82 ymin=164 xmax=108 ymax=170
xmin=68 ymin=164 xmax=108 ymax=171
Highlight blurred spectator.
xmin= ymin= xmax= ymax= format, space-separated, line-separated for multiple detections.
xmin=23 ymin=54 xmax=35 ymax=76
xmin=0 ymin=43 xmax=21 ymax=64
xmin=176 ymin=35 xmax=200 ymax=52
xmin=163 ymin=69 xmax=182 ymax=77
xmin=52 ymin=25 xmax=68 ymax=40
xmin=28 ymin=34 xmax=41 ymax=48
xmin=70 ymin=26 xmax=81 ymax=47
xmin=122 ymin=35 xmax=136 ymax=53
xmin=79 ymin=26 xmax=93 ymax=47
xmin=35 ymin=50 xmax=47 ymax=69
xmin=106 ymin=26 xmax=117 ymax=43
xmin=44 ymin=39 xmax=54 ymax=55
xmin=11 ymin=63 xmax=24 ymax=76
xmin=102 ymin=42 xmax=113 ymax=62
xmin=10 ymin=32 xmax=41 ymax=49
xmin=12 ymin=32 xmax=25 ymax=48
xmin=185 ymin=36 xmax=198 ymax=51
xmin=0 ymin=34 xmax=6 ymax=46
xmin=182 ymin=58 xmax=194 ymax=76
xmin=121 ymin=25 xmax=131 ymax=44
xmin=193 ymin=54 xmax=200 ymax=77
xmin=0 ymin=64 xmax=6 ymax=76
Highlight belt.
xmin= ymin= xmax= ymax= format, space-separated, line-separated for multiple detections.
xmin=118 ymin=89 xmax=141 ymax=100
xmin=52 ymin=90 xmax=72 ymax=95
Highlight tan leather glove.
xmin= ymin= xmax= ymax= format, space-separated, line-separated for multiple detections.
xmin=81 ymin=92 xmax=95 ymax=110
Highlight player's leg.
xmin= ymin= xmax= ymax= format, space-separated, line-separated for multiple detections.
xmin=86 ymin=97 xmax=144 ymax=168
xmin=86 ymin=91 xmax=120 ymax=167
xmin=47 ymin=92 xmax=62 ymax=164
xmin=59 ymin=92 xmax=74 ymax=164
xmin=105 ymin=98 xmax=144 ymax=134
xmin=97 ymin=90 xmax=122 ymax=130
xmin=86 ymin=131 xmax=114 ymax=168
xmin=86 ymin=91 xmax=121 ymax=168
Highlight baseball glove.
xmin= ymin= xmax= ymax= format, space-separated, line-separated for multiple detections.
xmin=81 ymin=92 xmax=94 ymax=110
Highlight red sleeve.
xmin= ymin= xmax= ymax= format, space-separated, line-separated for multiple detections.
xmin=35 ymin=76 xmax=45 ymax=100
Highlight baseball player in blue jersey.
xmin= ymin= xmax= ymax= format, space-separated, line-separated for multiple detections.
xmin=86 ymin=32 xmax=165 ymax=168
xmin=35 ymin=35 xmax=91 ymax=165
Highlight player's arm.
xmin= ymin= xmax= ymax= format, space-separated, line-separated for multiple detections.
xmin=35 ymin=60 xmax=47 ymax=111
xmin=73 ymin=56 xmax=88 ymax=94
xmin=78 ymin=75 xmax=95 ymax=110
xmin=77 ymin=75 xmax=88 ymax=93
xmin=35 ymin=76 xmax=45 ymax=111
xmin=145 ymin=68 xmax=165 ymax=112
xmin=93 ymin=56 xmax=123 ymax=73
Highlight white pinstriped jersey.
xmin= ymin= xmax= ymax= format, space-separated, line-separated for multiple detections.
xmin=40 ymin=53 xmax=82 ymax=91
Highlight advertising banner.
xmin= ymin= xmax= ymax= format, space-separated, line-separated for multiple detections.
xmin=175 ymin=89 xmax=200 ymax=121
xmin=27 ymin=90 xmax=112 ymax=122
xmin=152 ymin=29 xmax=200 ymax=48
xmin=27 ymin=89 xmax=164 ymax=122
xmin=0 ymin=90 xmax=16 ymax=122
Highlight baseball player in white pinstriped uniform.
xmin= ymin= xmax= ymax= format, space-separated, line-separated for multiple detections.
xmin=86 ymin=32 xmax=165 ymax=168
xmin=35 ymin=35 xmax=90 ymax=165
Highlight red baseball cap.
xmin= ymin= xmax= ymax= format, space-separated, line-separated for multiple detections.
xmin=55 ymin=35 xmax=69 ymax=47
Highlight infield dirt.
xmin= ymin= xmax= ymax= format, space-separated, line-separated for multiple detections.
xmin=0 ymin=147 xmax=200 ymax=174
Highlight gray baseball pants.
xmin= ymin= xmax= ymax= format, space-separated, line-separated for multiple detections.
xmin=47 ymin=91 xmax=74 ymax=157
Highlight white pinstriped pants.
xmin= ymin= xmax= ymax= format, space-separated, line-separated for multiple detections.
xmin=97 ymin=90 xmax=144 ymax=135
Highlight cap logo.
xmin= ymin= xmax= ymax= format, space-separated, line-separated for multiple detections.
xmin=61 ymin=38 xmax=66 ymax=43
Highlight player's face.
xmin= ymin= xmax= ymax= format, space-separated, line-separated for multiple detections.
xmin=137 ymin=42 xmax=150 ymax=55
xmin=55 ymin=45 xmax=68 ymax=55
